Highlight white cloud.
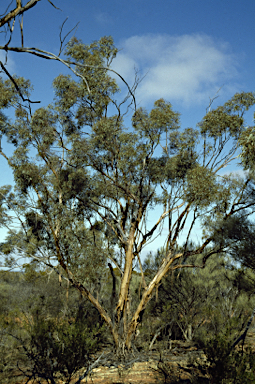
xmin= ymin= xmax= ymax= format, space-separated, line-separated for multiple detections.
xmin=112 ymin=33 xmax=238 ymax=106
xmin=219 ymin=169 xmax=249 ymax=179
xmin=95 ymin=12 xmax=112 ymax=25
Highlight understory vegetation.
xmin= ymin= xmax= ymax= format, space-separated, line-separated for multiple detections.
xmin=1 ymin=253 xmax=255 ymax=383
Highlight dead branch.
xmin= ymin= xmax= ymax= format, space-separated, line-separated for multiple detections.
xmin=58 ymin=17 xmax=79 ymax=56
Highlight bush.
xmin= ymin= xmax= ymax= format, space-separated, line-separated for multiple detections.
xmin=198 ymin=334 xmax=255 ymax=384
xmin=16 ymin=303 xmax=106 ymax=384
xmin=0 ymin=287 xmax=106 ymax=384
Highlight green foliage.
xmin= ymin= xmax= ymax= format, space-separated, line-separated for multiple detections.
xmin=154 ymin=336 xmax=255 ymax=384
xmin=142 ymin=251 xmax=255 ymax=348
xmin=239 ymin=126 xmax=255 ymax=170
xmin=198 ymin=335 xmax=255 ymax=384
xmin=199 ymin=107 xmax=243 ymax=138
xmin=210 ymin=211 xmax=255 ymax=269
xmin=19 ymin=308 xmax=104 ymax=383
xmin=185 ymin=166 xmax=218 ymax=207
xmin=0 ymin=271 xmax=106 ymax=383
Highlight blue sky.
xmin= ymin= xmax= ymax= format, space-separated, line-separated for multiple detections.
xmin=1 ymin=0 xmax=255 ymax=251
xmin=3 ymin=0 xmax=255 ymax=120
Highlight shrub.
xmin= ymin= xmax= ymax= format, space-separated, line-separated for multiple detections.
xmin=198 ymin=334 xmax=255 ymax=384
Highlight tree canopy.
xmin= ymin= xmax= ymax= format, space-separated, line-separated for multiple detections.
xmin=0 ymin=31 xmax=255 ymax=356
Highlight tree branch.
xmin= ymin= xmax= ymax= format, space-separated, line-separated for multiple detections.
xmin=0 ymin=60 xmax=40 ymax=104
xmin=0 ymin=0 xmax=40 ymax=28
xmin=0 ymin=45 xmax=136 ymax=109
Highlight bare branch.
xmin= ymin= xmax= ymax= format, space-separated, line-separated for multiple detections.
xmin=206 ymin=86 xmax=224 ymax=113
xmin=136 ymin=201 xmax=185 ymax=255
xmin=47 ymin=0 xmax=62 ymax=11
xmin=74 ymin=352 xmax=105 ymax=384
xmin=19 ymin=11 xmax=23 ymax=47
xmin=58 ymin=17 xmax=79 ymax=56
xmin=0 ymin=1 xmax=15 ymax=19
xmin=231 ymin=306 xmax=255 ymax=350
xmin=4 ymin=18 xmax=15 ymax=47
xmin=0 ymin=0 xmax=40 ymax=28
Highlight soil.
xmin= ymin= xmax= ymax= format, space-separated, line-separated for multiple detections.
xmin=12 ymin=331 xmax=255 ymax=383
xmin=80 ymin=346 xmax=208 ymax=384
xmin=11 ymin=341 xmax=209 ymax=384
xmin=72 ymin=341 xmax=209 ymax=384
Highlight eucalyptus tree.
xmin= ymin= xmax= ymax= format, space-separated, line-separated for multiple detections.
xmin=0 ymin=35 xmax=255 ymax=357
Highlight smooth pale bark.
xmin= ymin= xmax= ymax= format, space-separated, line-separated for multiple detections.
xmin=115 ymin=225 xmax=136 ymax=321
xmin=125 ymin=252 xmax=183 ymax=348
xmin=0 ymin=0 xmax=40 ymax=28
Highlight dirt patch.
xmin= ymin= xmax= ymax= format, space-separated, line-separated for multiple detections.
xmin=11 ymin=333 xmax=255 ymax=384
xmin=71 ymin=343 xmax=208 ymax=384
